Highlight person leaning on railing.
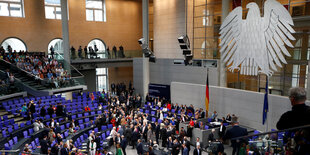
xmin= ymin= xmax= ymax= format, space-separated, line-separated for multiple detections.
xmin=276 ymin=87 xmax=310 ymax=154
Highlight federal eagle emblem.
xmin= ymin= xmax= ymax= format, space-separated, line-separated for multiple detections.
xmin=220 ymin=0 xmax=295 ymax=76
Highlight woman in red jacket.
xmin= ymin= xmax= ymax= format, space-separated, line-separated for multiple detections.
xmin=189 ymin=118 xmax=194 ymax=127
xmin=167 ymin=102 xmax=171 ymax=111
xmin=111 ymin=117 xmax=116 ymax=127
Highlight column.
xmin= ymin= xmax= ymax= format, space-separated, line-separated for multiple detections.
xmin=133 ymin=58 xmax=150 ymax=100
xmin=143 ymin=0 xmax=149 ymax=45
xmin=219 ymin=0 xmax=230 ymax=87
xmin=61 ymin=0 xmax=71 ymax=73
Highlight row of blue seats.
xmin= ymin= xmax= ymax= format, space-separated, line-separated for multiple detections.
xmin=1 ymin=95 xmax=63 ymax=106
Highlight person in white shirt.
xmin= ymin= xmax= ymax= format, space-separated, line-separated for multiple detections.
xmin=39 ymin=120 xmax=44 ymax=129
xmin=50 ymin=119 xmax=55 ymax=128
xmin=89 ymin=140 xmax=96 ymax=155
xmin=110 ymin=127 xmax=118 ymax=143
xmin=33 ymin=120 xmax=40 ymax=132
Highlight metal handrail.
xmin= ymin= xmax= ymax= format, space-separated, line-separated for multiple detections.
xmin=231 ymin=124 xmax=310 ymax=140
xmin=0 ymin=149 xmax=20 ymax=153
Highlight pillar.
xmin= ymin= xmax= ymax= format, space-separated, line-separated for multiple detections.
xmin=143 ymin=0 xmax=149 ymax=45
xmin=61 ymin=0 xmax=71 ymax=73
xmin=219 ymin=0 xmax=230 ymax=87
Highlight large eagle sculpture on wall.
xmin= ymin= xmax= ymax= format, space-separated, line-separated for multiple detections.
xmin=220 ymin=0 xmax=295 ymax=76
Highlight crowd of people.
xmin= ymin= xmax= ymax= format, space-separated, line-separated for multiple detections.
xmin=51 ymin=44 xmax=125 ymax=60
xmin=0 ymin=46 xmax=73 ymax=88
xmin=19 ymin=83 xmax=225 ymax=155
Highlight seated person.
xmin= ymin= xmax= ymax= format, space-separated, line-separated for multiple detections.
xmin=84 ymin=106 xmax=91 ymax=111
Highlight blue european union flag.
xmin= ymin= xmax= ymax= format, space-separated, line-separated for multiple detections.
xmin=263 ymin=78 xmax=269 ymax=125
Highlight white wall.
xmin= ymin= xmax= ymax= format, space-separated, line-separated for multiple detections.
xmin=153 ymin=0 xmax=186 ymax=58
xmin=171 ymin=82 xmax=310 ymax=132
xmin=149 ymin=59 xmax=218 ymax=86
xmin=133 ymin=58 xmax=218 ymax=98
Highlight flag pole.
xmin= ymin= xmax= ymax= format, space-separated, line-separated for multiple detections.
xmin=265 ymin=76 xmax=269 ymax=132
xmin=206 ymin=67 xmax=209 ymax=118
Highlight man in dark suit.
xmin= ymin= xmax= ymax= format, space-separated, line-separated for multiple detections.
xmin=161 ymin=126 xmax=168 ymax=147
xmin=142 ymin=123 xmax=148 ymax=141
xmin=219 ymin=121 xmax=226 ymax=139
xmin=124 ymin=125 xmax=132 ymax=146
xmin=55 ymin=123 xmax=61 ymax=135
xmin=56 ymin=103 xmax=63 ymax=117
xmin=183 ymin=136 xmax=191 ymax=153
xmin=193 ymin=145 xmax=202 ymax=155
xmin=136 ymin=139 xmax=143 ymax=155
xmin=40 ymin=135 xmax=49 ymax=154
xmin=60 ymin=143 xmax=69 ymax=155
xmin=132 ymin=127 xmax=139 ymax=149
xmin=223 ymin=117 xmax=248 ymax=155
xmin=50 ymin=142 xmax=59 ymax=155
xmin=208 ymin=129 xmax=216 ymax=142
xmin=120 ymin=135 xmax=127 ymax=155
xmin=182 ymin=143 xmax=189 ymax=155
xmin=155 ymin=122 xmax=160 ymax=144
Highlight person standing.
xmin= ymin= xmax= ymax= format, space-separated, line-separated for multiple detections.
xmin=218 ymin=121 xmax=226 ymax=139
xmin=155 ymin=122 xmax=160 ymax=144
xmin=116 ymin=144 xmax=123 ymax=155
xmin=193 ymin=145 xmax=202 ymax=155
xmin=89 ymin=140 xmax=96 ymax=155
xmin=78 ymin=46 xmax=82 ymax=58
xmin=276 ymin=87 xmax=310 ymax=154
xmin=50 ymin=45 xmax=54 ymax=58
xmin=136 ymin=139 xmax=143 ymax=155
xmin=223 ymin=116 xmax=248 ymax=155
xmin=106 ymin=47 xmax=110 ymax=59
xmin=120 ymin=135 xmax=127 ymax=155
xmin=83 ymin=46 xmax=88 ymax=58
xmin=112 ymin=46 xmax=117 ymax=58
xmin=60 ymin=143 xmax=69 ymax=155
xmin=182 ymin=144 xmax=189 ymax=155
xmin=40 ymin=135 xmax=49 ymax=154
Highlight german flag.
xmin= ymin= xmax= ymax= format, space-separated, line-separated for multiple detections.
xmin=205 ymin=73 xmax=209 ymax=117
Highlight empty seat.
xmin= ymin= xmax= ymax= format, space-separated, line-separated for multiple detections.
xmin=101 ymin=126 xmax=107 ymax=131
xmin=205 ymin=125 xmax=209 ymax=130
xmin=8 ymin=127 xmax=13 ymax=133
xmin=26 ymin=121 xmax=31 ymax=126
xmin=23 ymin=131 xmax=30 ymax=138
xmin=8 ymin=140 xmax=13 ymax=147
xmin=107 ymin=124 xmax=113 ymax=129
xmin=64 ymin=131 xmax=68 ymax=138
xmin=60 ymin=125 xmax=65 ymax=131
xmin=35 ymin=138 xmax=39 ymax=145
xmin=152 ymin=117 xmax=156 ymax=122
xmin=13 ymin=124 xmax=19 ymax=130
xmin=13 ymin=136 xmax=18 ymax=144
xmin=31 ymin=141 xmax=36 ymax=150
xmin=2 ymin=130 xmax=7 ymax=138
xmin=29 ymin=128 xmax=34 ymax=135
xmin=3 ymin=115 xmax=8 ymax=120
xmin=4 ymin=143 xmax=11 ymax=150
